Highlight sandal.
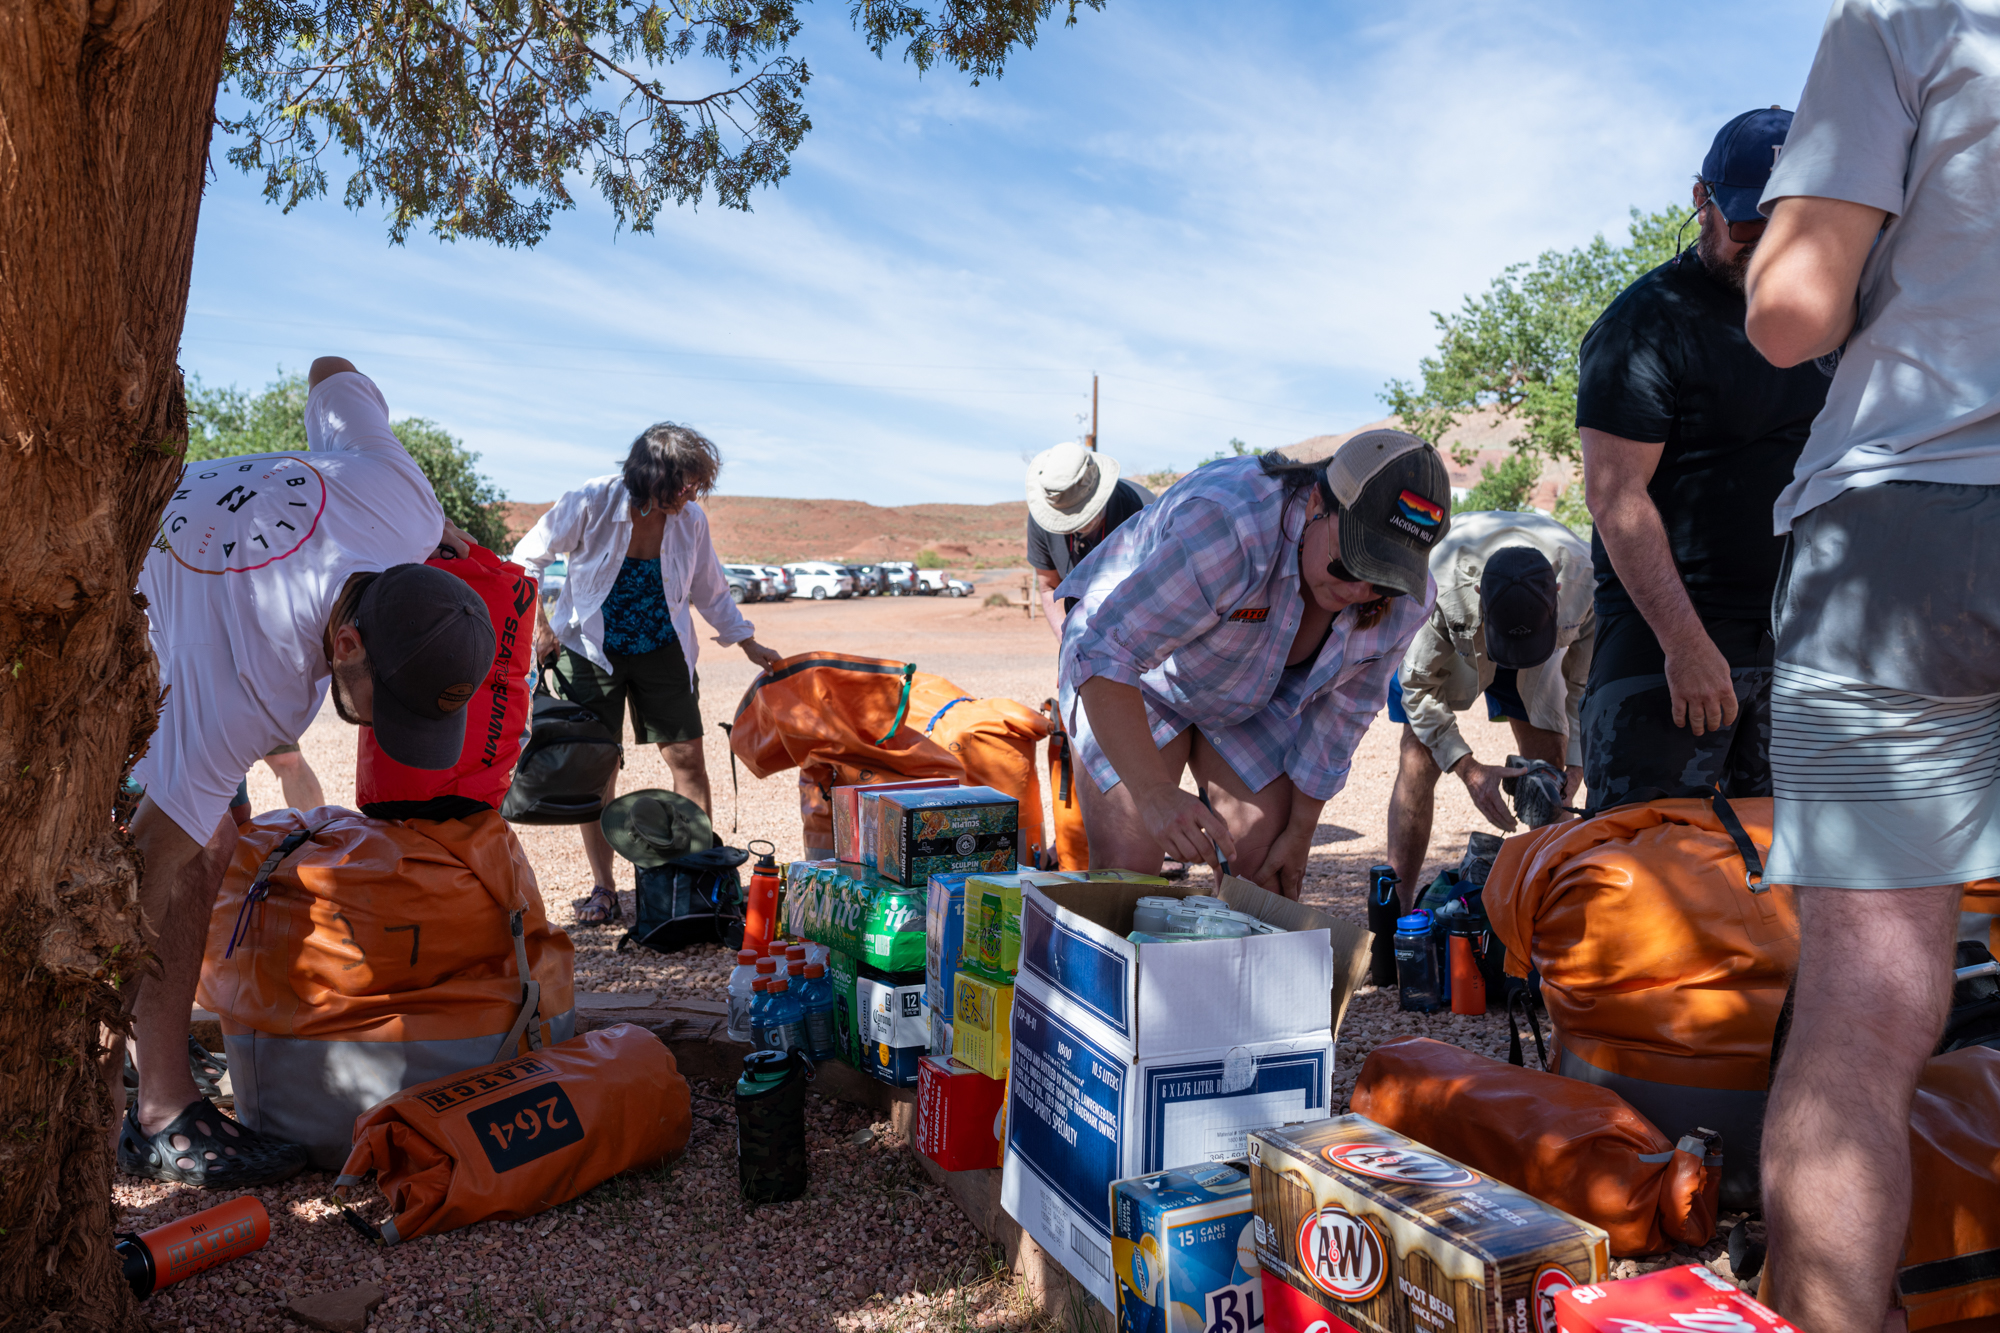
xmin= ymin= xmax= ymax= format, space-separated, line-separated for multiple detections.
xmin=118 ymin=1097 xmax=307 ymax=1187
xmin=123 ymin=1036 xmax=230 ymax=1107
xmin=572 ymin=885 xmax=622 ymax=925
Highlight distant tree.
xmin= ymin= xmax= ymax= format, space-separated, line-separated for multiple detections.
xmin=188 ymin=372 xmax=510 ymax=551
xmin=1454 ymin=452 xmax=1540 ymax=515
xmin=1382 ymin=205 xmax=1684 ymax=528
xmin=1202 ymin=436 xmax=1266 ymax=465
xmin=914 ymin=548 xmax=947 ymax=569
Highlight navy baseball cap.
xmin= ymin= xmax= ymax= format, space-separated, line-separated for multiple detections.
xmin=1702 ymin=107 xmax=1792 ymax=224
xmin=1481 ymin=546 xmax=1558 ymax=670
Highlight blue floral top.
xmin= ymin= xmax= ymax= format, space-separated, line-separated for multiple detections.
xmin=600 ymin=557 xmax=679 ymax=657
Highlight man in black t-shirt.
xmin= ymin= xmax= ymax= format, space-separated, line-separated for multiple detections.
xmin=1025 ymin=442 xmax=1153 ymax=642
xmin=1576 ymin=108 xmax=1831 ymax=812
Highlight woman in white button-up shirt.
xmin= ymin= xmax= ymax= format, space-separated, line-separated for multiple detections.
xmin=515 ymin=423 xmax=782 ymax=922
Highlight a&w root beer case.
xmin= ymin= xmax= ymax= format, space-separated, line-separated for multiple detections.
xmin=1248 ymin=1115 xmax=1608 ymax=1333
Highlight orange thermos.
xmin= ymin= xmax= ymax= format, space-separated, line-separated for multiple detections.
xmin=743 ymin=838 xmax=780 ymax=955
xmin=118 ymin=1196 xmax=270 ymax=1299
xmin=1448 ymin=927 xmax=1487 ymax=1016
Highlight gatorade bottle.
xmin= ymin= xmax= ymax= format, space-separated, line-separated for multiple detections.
xmin=744 ymin=839 xmax=780 ymax=955
xmin=748 ymin=976 xmax=772 ymax=1050
xmin=726 ymin=949 xmax=760 ymax=1042
xmin=799 ymin=962 xmax=836 ymax=1059
xmin=765 ymin=976 xmax=806 ymax=1053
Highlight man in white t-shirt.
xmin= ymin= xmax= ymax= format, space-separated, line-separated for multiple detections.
xmin=1745 ymin=4 xmax=2000 ymax=1326
xmin=118 ymin=357 xmax=495 ymax=1187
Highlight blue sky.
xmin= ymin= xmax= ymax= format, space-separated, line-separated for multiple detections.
xmin=182 ymin=0 xmax=1831 ymax=505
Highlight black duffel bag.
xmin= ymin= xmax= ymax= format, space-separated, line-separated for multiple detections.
xmin=499 ymin=666 xmax=623 ymax=824
xmin=619 ymin=847 xmax=750 ymax=954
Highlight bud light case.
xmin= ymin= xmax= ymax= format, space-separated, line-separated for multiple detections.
xmin=1247 ymin=1115 xmax=1607 ymax=1333
xmin=1112 ymin=1162 xmax=1260 ymax=1333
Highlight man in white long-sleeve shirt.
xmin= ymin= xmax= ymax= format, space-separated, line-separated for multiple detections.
xmin=514 ymin=422 xmax=782 ymax=923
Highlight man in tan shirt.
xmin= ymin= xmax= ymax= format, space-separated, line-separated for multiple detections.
xmin=1385 ymin=510 xmax=1593 ymax=905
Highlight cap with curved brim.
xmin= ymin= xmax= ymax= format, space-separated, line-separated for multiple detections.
xmin=367 ymin=671 xmax=470 ymax=770
xmin=1326 ymin=432 xmax=1452 ymax=603
xmin=601 ymin=789 xmax=715 ymax=867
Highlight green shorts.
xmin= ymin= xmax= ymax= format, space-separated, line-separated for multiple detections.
xmin=555 ymin=641 xmax=703 ymax=745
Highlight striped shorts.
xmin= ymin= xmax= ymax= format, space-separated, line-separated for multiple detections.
xmin=1767 ymin=480 xmax=2000 ymax=890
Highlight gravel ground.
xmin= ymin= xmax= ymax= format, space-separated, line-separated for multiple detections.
xmin=133 ymin=583 xmax=1749 ymax=1329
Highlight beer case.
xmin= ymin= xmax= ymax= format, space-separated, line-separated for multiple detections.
xmin=929 ymin=871 xmax=1079 ymax=1028
xmin=857 ymin=963 xmax=928 ymax=1087
xmin=1247 ymin=1114 xmax=1609 ymax=1333
xmin=951 ymin=964 xmax=1015 ymax=1079
xmin=873 ymin=786 xmax=1020 ymax=887
xmin=1112 ymin=1161 xmax=1261 ymax=1333
xmin=917 ymin=1055 xmax=1007 ymax=1172
xmin=833 ymin=779 xmax=959 ymax=866
xmin=1552 ymin=1266 xmax=1797 ymax=1333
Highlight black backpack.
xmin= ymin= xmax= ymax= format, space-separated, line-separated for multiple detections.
xmin=499 ymin=667 xmax=623 ymax=825
xmin=618 ymin=846 xmax=750 ymax=955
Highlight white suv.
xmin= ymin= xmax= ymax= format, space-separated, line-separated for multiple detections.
xmin=756 ymin=565 xmax=794 ymax=599
xmin=785 ymin=562 xmax=853 ymax=600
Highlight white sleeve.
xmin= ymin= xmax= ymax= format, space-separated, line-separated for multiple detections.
xmin=305 ymin=371 xmax=406 ymax=455
xmin=513 ymin=492 xmax=585 ymax=575
xmin=685 ymin=507 xmax=755 ymax=645
xmin=1761 ymin=0 xmax=1917 ymax=218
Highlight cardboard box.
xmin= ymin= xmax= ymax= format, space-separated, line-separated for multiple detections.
xmin=784 ymin=863 xmax=927 ymax=973
xmin=951 ymin=965 xmax=1015 ymax=1079
xmin=962 ymin=870 xmax=1077 ymax=976
xmin=874 ymin=786 xmax=1019 ymax=887
xmin=826 ymin=948 xmax=862 ymax=1066
xmin=917 ymin=1055 xmax=1007 ymax=1172
xmin=1553 ymin=1266 xmax=1798 ymax=1333
xmin=1248 ymin=1114 xmax=1609 ymax=1333
xmin=930 ymin=871 xmax=1076 ymax=1027
xmin=1001 ymin=876 xmax=1373 ymax=1310
xmin=856 ymin=963 xmax=928 ymax=1087
xmin=833 ymin=779 xmax=960 ymax=866
xmin=1112 ymin=1161 xmax=1260 ymax=1333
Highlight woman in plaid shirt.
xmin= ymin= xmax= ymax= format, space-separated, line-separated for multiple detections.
xmin=1055 ymin=430 xmax=1452 ymax=898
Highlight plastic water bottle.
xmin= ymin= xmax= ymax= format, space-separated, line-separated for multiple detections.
xmin=748 ymin=976 xmax=772 ymax=1050
xmin=765 ymin=976 xmax=806 ymax=1053
xmin=799 ymin=962 xmax=836 ymax=1059
xmin=1394 ymin=911 xmax=1443 ymax=1013
xmin=1132 ymin=896 xmax=1178 ymax=935
xmin=726 ymin=948 xmax=759 ymax=1042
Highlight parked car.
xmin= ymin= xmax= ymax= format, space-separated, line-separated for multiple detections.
xmin=843 ymin=565 xmax=881 ymax=596
xmin=537 ymin=556 xmax=568 ymax=606
xmin=915 ymin=569 xmax=950 ymax=595
xmin=755 ymin=564 xmax=794 ymax=599
xmin=723 ymin=565 xmax=773 ymax=602
xmin=944 ymin=577 xmax=973 ymax=598
xmin=784 ymin=562 xmax=854 ymax=600
xmin=877 ymin=561 xmax=917 ymax=595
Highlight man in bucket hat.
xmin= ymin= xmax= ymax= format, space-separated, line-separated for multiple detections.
xmin=117 ymin=356 xmax=495 ymax=1188
xmin=1025 ymin=442 xmax=1154 ymax=641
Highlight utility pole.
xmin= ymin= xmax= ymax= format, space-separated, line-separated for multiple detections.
xmin=1087 ymin=373 xmax=1098 ymax=451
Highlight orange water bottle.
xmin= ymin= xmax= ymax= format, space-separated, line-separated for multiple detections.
xmin=1448 ymin=926 xmax=1487 ymax=1016
xmin=118 ymin=1196 xmax=270 ymax=1299
xmin=744 ymin=839 xmax=780 ymax=955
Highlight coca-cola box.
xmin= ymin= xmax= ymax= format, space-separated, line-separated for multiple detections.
xmin=1248 ymin=1115 xmax=1609 ymax=1333
xmin=1552 ymin=1266 xmax=1798 ymax=1333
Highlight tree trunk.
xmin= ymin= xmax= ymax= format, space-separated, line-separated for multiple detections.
xmin=0 ymin=2 xmax=231 ymax=1325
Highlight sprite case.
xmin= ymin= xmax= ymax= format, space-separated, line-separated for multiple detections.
xmin=1113 ymin=1161 xmax=1261 ymax=1333
xmin=784 ymin=862 xmax=927 ymax=973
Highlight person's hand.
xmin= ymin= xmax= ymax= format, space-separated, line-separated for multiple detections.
xmin=438 ymin=518 xmax=474 ymax=559
xmin=1134 ymin=783 xmax=1237 ymax=873
xmin=739 ymin=638 xmax=784 ymax=672
xmin=1664 ymin=630 xmax=1737 ymax=736
xmin=1453 ymin=757 xmax=1527 ymax=832
xmin=1241 ymin=821 xmax=1313 ymax=901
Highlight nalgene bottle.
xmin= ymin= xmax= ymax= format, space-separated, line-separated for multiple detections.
xmin=1394 ymin=910 xmax=1444 ymax=1013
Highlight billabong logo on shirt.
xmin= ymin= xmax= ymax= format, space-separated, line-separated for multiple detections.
xmin=1226 ymin=607 xmax=1270 ymax=623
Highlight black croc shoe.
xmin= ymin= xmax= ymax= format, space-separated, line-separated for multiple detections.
xmin=124 ymin=1037 xmax=228 ymax=1108
xmin=118 ymin=1098 xmax=307 ymax=1188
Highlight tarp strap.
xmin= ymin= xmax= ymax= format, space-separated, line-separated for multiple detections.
xmin=1710 ymin=786 xmax=1767 ymax=893
xmin=1044 ymin=698 xmax=1073 ymax=803
xmin=925 ymin=696 xmax=974 ymax=732
xmin=717 ymin=721 xmax=741 ymax=833
xmin=1506 ymin=986 xmax=1549 ymax=1071
xmin=492 ymin=909 xmax=544 ymax=1062
xmin=873 ymin=663 xmax=917 ymax=745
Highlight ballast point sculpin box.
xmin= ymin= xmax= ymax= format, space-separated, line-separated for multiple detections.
xmin=1248 ymin=1114 xmax=1608 ymax=1333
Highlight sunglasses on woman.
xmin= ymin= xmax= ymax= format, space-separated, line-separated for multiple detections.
xmin=1327 ymin=558 xmax=1398 ymax=600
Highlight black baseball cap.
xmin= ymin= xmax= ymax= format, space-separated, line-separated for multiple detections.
xmin=1322 ymin=429 xmax=1452 ymax=602
xmin=1702 ymin=107 xmax=1792 ymax=225
xmin=1480 ymin=545 xmax=1558 ymax=669
xmin=355 ymin=564 xmax=497 ymax=769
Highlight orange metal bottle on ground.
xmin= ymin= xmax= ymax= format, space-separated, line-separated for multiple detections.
xmin=118 ymin=1196 xmax=270 ymax=1299
xmin=1449 ymin=931 xmax=1487 ymax=1016
xmin=743 ymin=839 xmax=780 ymax=955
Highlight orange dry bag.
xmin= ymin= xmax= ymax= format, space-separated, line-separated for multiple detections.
xmin=1898 ymin=1045 xmax=2000 ymax=1329
xmin=907 ymin=672 xmax=1049 ymax=860
xmin=1351 ymin=1036 xmax=1721 ymax=1257
xmin=1042 ymin=698 xmax=1089 ymax=871
xmin=1483 ymin=793 xmax=1793 ymax=1212
xmin=199 ymin=808 xmax=575 ymax=1168
xmin=727 ymin=653 xmax=962 ymax=856
xmin=336 ymin=1024 xmax=691 ymax=1242
xmin=356 ymin=545 xmax=536 ymax=814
